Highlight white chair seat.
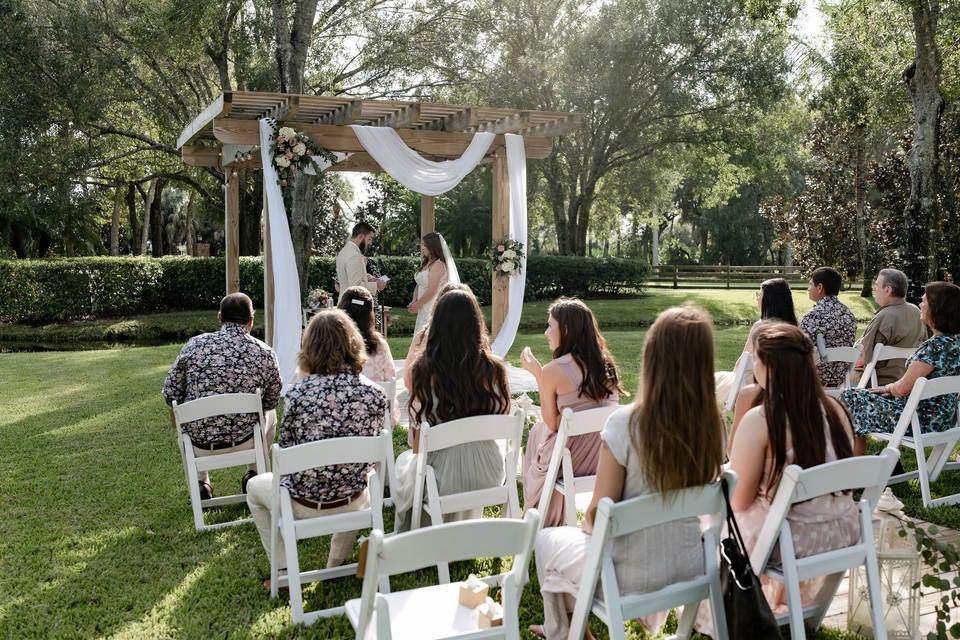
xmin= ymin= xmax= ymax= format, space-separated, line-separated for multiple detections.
xmin=346 ymin=582 xmax=503 ymax=640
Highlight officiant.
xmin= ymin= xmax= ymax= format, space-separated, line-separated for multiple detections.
xmin=335 ymin=222 xmax=386 ymax=303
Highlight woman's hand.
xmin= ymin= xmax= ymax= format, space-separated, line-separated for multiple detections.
xmin=406 ymin=302 xmax=419 ymax=314
xmin=519 ymin=346 xmax=542 ymax=377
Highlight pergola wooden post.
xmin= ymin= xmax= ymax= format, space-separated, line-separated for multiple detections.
xmin=224 ymin=168 xmax=240 ymax=294
xmin=177 ymin=91 xmax=578 ymax=347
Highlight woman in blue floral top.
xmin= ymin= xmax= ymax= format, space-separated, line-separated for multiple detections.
xmin=842 ymin=281 xmax=960 ymax=454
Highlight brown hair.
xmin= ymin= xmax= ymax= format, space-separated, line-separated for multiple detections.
xmin=219 ymin=292 xmax=254 ymax=324
xmin=298 ymin=309 xmax=367 ymax=376
xmin=629 ymin=305 xmax=725 ymax=496
xmin=549 ymin=298 xmax=625 ymax=401
xmin=337 ymin=285 xmax=382 ymax=355
xmin=924 ymin=281 xmax=960 ymax=334
xmin=418 ymin=232 xmax=447 ymax=272
xmin=409 ymin=289 xmax=510 ymax=425
xmin=751 ymin=322 xmax=854 ymax=492
xmin=810 ymin=267 xmax=843 ymax=296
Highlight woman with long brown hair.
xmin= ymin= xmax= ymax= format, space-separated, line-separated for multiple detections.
xmin=338 ymin=285 xmax=395 ymax=382
xmin=391 ymin=288 xmax=511 ymax=532
xmin=697 ymin=321 xmax=859 ymax=634
xmin=519 ymin=297 xmax=624 ymax=527
xmin=532 ymin=305 xmax=725 ymax=639
xmin=407 ymin=231 xmax=456 ymax=335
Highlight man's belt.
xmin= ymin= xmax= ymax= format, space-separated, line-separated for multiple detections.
xmin=192 ymin=432 xmax=254 ymax=451
xmin=292 ymin=488 xmax=365 ymax=511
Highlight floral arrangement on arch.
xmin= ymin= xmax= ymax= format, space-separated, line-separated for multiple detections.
xmin=490 ymin=238 xmax=525 ymax=278
xmin=306 ymin=288 xmax=332 ymax=310
xmin=271 ymin=125 xmax=331 ymax=186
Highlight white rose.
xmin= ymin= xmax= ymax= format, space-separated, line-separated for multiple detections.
xmin=501 ymin=249 xmax=516 ymax=259
xmin=500 ymin=261 xmax=515 ymax=272
xmin=274 ymin=156 xmax=290 ymax=168
xmin=279 ymin=126 xmax=297 ymax=139
xmin=293 ymin=143 xmax=307 ymax=156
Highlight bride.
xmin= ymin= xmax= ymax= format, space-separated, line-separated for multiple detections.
xmin=407 ymin=232 xmax=460 ymax=334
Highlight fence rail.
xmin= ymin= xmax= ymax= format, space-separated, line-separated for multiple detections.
xmin=645 ymin=265 xmax=807 ymax=289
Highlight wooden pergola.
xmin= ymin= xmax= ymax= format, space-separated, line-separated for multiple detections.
xmin=177 ymin=91 xmax=579 ymax=341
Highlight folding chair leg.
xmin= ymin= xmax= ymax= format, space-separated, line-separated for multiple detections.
xmin=915 ymin=444 xmax=935 ymax=508
xmin=675 ymin=601 xmax=699 ymax=640
xmin=809 ymin=572 xmax=843 ymax=630
xmin=861 ymin=505 xmax=888 ymax=640
xmin=779 ymin=525 xmax=807 ymax=640
xmin=269 ymin=528 xmax=280 ymax=599
xmin=563 ymin=485 xmax=578 ymax=526
xmin=926 ymin=442 xmax=953 ymax=483
xmin=183 ymin=443 xmax=206 ymax=531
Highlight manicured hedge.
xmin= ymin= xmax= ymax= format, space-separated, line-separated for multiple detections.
xmin=0 ymin=255 xmax=646 ymax=323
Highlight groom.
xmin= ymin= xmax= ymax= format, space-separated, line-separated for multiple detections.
xmin=335 ymin=222 xmax=386 ymax=303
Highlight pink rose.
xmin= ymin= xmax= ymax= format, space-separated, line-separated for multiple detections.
xmin=276 ymin=135 xmax=286 ymax=143
xmin=497 ymin=244 xmax=504 ymax=252
xmin=286 ymin=152 xmax=293 ymax=159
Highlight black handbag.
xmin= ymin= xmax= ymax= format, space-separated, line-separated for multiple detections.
xmin=719 ymin=479 xmax=782 ymax=639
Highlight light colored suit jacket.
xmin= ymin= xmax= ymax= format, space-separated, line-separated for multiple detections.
xmin=335 ymin=241 xmax=377 ymax=301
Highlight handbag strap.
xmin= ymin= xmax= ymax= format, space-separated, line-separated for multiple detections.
xmin=721 ymin=478 xmax=751 ymax=559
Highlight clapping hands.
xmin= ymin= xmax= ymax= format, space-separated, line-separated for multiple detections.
xmin=519 ymin=346 xmax=542 ymax=377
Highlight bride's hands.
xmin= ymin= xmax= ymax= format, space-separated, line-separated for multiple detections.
xmin=406 ymin=301 xmax=419 ymax=313
xmin=519 ymin=346 xmax=542 ymax=377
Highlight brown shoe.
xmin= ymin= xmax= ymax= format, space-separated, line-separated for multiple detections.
xmin=199 ymin=481 xmax=213 ymax=500
xmin=262 ymin=577 xmax=289 ymax=594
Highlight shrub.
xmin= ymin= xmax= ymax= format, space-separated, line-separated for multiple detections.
xmin=0 ymin=255 xmax=647 ymax=323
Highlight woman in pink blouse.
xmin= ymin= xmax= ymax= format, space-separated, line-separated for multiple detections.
xmin=338 ymin=286 xmax=396 ymax=382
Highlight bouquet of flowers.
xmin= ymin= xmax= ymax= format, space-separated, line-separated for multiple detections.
xmin=271 ymin=125 xmax=330 ymax=186
xmin=490 ymin=238 xmax=525 ymax=278
xmin=306 ymin=288 xmax=332 ymax=310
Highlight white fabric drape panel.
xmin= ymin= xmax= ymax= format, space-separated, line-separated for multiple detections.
xmin=348 ymin=125 xmax=495 ymax=195
xmin=490 ymin=134 xmax=527 ymax=357
xmin=258 ymin=119 xmax=302 ymax=391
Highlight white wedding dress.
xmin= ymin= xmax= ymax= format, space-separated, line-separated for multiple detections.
xmin=413 ymin=265 xmax=447 ymax=335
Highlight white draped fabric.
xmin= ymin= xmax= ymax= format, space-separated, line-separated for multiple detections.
xmin=490 ymin=134 xmax=527 ymax=357
xmin=258 ymin=119 xmax=302 ymax=391
xmin=349 ymin=125 xmax=494 ymax=195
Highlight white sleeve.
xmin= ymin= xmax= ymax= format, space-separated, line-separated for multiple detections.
xmin=600 ymin=405 xmax=633 ymax=467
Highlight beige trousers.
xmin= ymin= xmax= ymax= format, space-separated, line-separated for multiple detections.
xmin=246 ymin=473 xmax=369 ymax=570
xmin=192 ymin=410 xmax=276 ymax=483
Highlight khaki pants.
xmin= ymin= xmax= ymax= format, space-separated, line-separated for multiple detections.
xmin=246 ymin=472 xmax=370 ymax=570
xmin=192 ymin=410 xmax=276 ymax=483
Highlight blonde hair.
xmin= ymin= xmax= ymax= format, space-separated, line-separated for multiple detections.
xmin=630 ymin=305 xmax=725 ymax=496
xmin=298 ymin=309 xmax=367 ymax=375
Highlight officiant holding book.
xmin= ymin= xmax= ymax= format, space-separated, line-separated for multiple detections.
xmin=335 ymin=222 xmax=387 ymax=303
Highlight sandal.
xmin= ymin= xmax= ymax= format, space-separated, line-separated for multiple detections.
xmin=198 ymin=480 xmax=213 ymax=500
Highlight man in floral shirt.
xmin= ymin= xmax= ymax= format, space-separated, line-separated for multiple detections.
xmin=246 ymin=310 xmax=387 ymax=583
xmin=799 ymin=267 xmax=857 ymax=387
xmin=162 ymin=293 xmax=282 ymax=498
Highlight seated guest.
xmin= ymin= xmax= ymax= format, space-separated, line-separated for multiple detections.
xmin=392 ymin=288 xmax=511 ymax=532
xmin=246 ymin=310 xmax=387 ymax=584
xmin=698 ymin=322 xmax=860 ymax=634
xmin=853 ymin=268 xmax=927 ymax=385
xmin=715 ymin=277 xmax=798 ymax=404
xmin=842 ymin=281 xmax=960 ymax=454
xmin=519 ymin=297 xmax=624 ymax=527
xmin=799 ymin=266 xmax=857 ymax=387
xmin=162 ymin=293 xmax=281 ymax=499
xmin=532 ymin=305 xmax=725 ymax=639
xmin=338 ymin=286 xmax=396 ymax=383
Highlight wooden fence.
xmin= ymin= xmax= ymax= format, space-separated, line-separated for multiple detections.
xmin=646 ymin=265 xmax=808 ymax=289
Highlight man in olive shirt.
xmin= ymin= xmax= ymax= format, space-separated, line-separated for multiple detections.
xmin=854 ymin=268 xmax=927 ymax=385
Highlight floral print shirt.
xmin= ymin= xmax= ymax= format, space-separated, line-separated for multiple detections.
xmin=799 ymin=296 xmax=857 ymax=387
xmin=162 ymin=323 xmax=282 ymax=444
xmin=279 ymin=370 xmax=387 ymax=502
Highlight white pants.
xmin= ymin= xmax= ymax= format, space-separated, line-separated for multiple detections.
xmin=246 ymin=473 xmax=370 ymax=570
xmin=192 ymin=410 xmax=276 ymax=483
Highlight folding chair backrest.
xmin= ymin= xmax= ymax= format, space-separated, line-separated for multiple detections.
xmin=889 ymin=376 xmax=960 ymax=445
xmin=823 ymin=345 xmax=861 ymax=365
xmin=374 ymin=378 xmax=397 ymax=413
xmin=272 ymin=432 xmax=391 ymax=477
xmin=420 ymin=412 xmax=523 ymax=453
xmin=562 ymin=405 xmax=620 ymax=437
xmin=859 ymin=343 xmax=919 ymax=388
xmin=173 ymin=390 xmax=264 ymax=425
xmin=749 ymin=448 xmax=899 ymax=574
xmin=724 ymin=352 xmax=753 ymax=411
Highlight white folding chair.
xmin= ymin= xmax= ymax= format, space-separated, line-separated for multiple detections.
xmin=346 ymin=511 xmax=540 ymax=640
xmin=537 ymin=405 xmax=620 ymax=527
xmin=568 ymin=471 xmax=737 ymax=640
xmin=874 ymin=375 xmax=960 ymax=508
xmin=749 ymin=448 xmax=900 ymax=640
xmin=372 ymin=378 xmax=398 ymax=506
xmin=411 ymin=411 xmax=524 ymax=583
xmin=821 ymin=344 xmax=863 ymax=390
xmin=857 ymin=343 xmax=919 ymax=389
xmin=724 ymin=352 xmax=754 ymax=412
xmin=172 ymin=390 xmax=267 ymax=531
xmin=268 ymin=431 xmax=392 ymax=624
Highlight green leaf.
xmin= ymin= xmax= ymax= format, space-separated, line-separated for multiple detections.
xmin=948 ymin=622 xmax=960 ymax=638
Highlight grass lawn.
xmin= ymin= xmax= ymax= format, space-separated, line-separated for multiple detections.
xmin=1 ymin=323 xmax=912 ymax=639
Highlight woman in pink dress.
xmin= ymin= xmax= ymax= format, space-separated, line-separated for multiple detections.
xmin=338 ymin=286 xmax=397 ymax=422
xmin=697 ymin=322 xmax=860 ymax=635
xmin=519 ymin=298 xmax=624 ymax=527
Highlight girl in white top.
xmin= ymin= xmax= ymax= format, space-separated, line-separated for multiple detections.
xmin=531 ymin=305 xmax=726 ymax=639
xmin=407 ymin=232 xmax=449 ymax=335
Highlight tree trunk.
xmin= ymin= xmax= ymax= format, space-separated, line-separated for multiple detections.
xmin=141 ymin=179 xmax=158 ymax=256
xmin=150 ymin=178 xmax=167 ymax=257
xmin=288 ymin=171 xmax=317 ymax=295
xmin=110 ymin=186 xmax=122 ymax=256
xmin=126 ymin=184 xmax=140 ymax=254
xmin=651 ymin=219 xmax=660 ymax=267
xmin=185 ymin=192 xmax=195 ymax=256
xmin=239 ymin=169 xmax=263 ymax=255
xmin=852 ymin=131 xmax=873 ymax=296
xmin=902 ymin=1 xmax=944 ymax=303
